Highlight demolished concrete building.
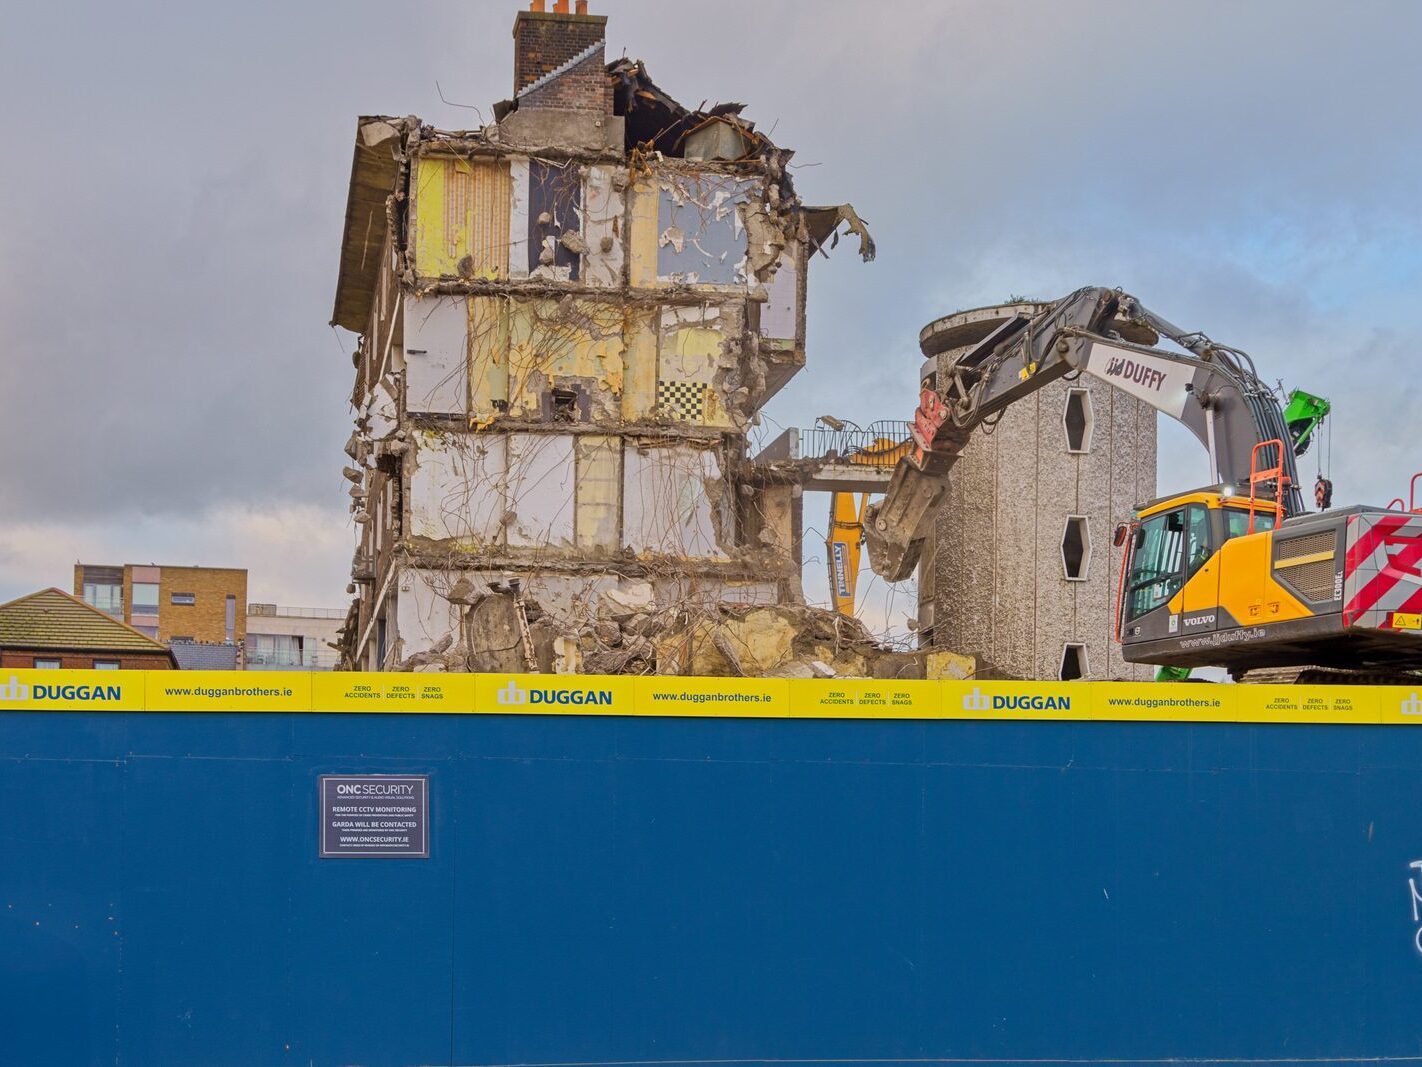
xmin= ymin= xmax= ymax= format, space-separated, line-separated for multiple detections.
xmin=330 ymin=2 xmax=874 ymax=674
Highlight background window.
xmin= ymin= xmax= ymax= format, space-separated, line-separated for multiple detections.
xmin=225 ymin=595 xmax=237 ymax=642
xmin=83 ymin=582 xmax=123 ymax=615
xmin=93 ymin=661 xmax=120 ymax=670
xmin=34 ymin=658 xmax=61 ymax=669
xmin=170 ymin=592 xmax=196 ymax=605
xmin=134 ymin=625 xmax=159 ymax=639
xmin=131 ymin=582 xmax=160 ymax=614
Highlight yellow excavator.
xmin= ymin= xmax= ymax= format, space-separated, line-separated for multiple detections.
xmin=863 ymin=286 xmax=1422 ymax=680
xmin=824 ymin=430 xmax=913 ymax=616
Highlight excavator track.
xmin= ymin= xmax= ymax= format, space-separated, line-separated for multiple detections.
xmin=1233 ymin=666 xmax=1422 ymax=686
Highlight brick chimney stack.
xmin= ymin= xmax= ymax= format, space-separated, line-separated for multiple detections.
xmin=512 ymin=1 xmax=611 ymax=113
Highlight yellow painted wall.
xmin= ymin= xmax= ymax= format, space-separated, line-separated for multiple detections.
xmin=505 ymin=298 xmax=626 ymax=417
xmin=413 ymin=156 xmax=511 ymax=280
xmin=627 ymin=178 xmax=660 ymax=288
xmin=469 ymin=297 xmax=509 ymax=417
xmin=575 ymin=436 xmax=622 ymax=550
xmin=621 ymin=308 xmax=659 ymax=421
xmin=657 ymin=307 xmax=731 ymax=428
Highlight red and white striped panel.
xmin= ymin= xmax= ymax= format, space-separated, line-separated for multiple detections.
xmin=1343 ymin=512 xmax=1422 ymax=629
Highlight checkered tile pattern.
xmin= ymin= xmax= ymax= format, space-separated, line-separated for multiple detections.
xmin=657 ymin=379 xmax=709 ymax=421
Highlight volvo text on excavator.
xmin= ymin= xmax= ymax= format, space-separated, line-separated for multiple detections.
xmin=864 ymin=286 xmax=1422 ymax=680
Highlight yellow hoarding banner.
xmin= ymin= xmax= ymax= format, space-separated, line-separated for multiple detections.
xmin=475 ymin=673 xmax=639 ymax=715
xmin=1378 ymin=686 xmax=1422 ymax=724
xmin=1233 ymin=684 xmax=1380 ymax=725
xmin=789 ymin=679 xmax=944 ymax=718
xmin=0 ymin=669 xmax=145 ymax=711
xmin=313 ymin=672 xmax=478 ymax=712
xmin=940 ymin=680 xmax=1094 ymax=721
xmin=1089 ymin=682 xmax=1239 ymax=722
xmin=634 ymin=675 xmax=789 ymax=717
xmin=142 ymin=671 xmax=312 ymax=713
xmin=0 ymin=670 xmax=1418 ymax=724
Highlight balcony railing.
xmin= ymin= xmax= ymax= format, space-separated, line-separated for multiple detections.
xmin=244 ymin=647 xmax=339 ymax=670
xmin=791 ymin=421 xmax=913 ymax=466
xmin=247 ymin=604 xmax=348 ymax=620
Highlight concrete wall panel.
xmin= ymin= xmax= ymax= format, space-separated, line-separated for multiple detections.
xmin=408 ymin=433 xmax=507 ymax=544
xmin=411 ymin=156 xmax=511 ymax=280
xmin=655 ymin=174 xmax=755 ymax=285
xmin=622 ymin=443 xmax=725 ymax=558
xmin=405 ymin=296 xmax=469 ymax=415
xmin=760 ymin=251 xmax=798 ymax=341
xmin=581 ymin=165 xmax=625 ymax=287
xmin=506 ymin=298 xmax=625 ymax=420
xmin=507 ymin=433 xmax=576 ymax=548
xmin=395 ymin=571 xmax=462 ymax=658
xmin=575 ymin=435 xmax=622 ymax=551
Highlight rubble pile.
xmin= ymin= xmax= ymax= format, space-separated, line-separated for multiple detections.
xmin=390 ymin=581 xmax=970 ymax=680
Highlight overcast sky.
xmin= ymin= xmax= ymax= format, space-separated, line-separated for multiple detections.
xmin=2 ymin=0 xmax=1419 ymax=630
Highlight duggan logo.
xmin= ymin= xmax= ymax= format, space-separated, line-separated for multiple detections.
xmin=0 ymin=676 xmax=123 ymax=702
xmin=495 ymin=680 xmax=614 ymax=707
xmin=1403 ymin=692 xmax=1422 ymax=716
xmin=961 ymin=686 xmax=1072 ymax=712
xmin=1104 ymin=355 xmax=1168 ymax=392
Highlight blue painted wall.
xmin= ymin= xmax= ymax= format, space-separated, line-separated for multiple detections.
xmin=2 ymin=711 xmax=1421 ymax=1066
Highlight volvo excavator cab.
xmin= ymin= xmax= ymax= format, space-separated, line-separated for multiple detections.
xmin=1117 ymin=489 xmax=1279 ymax=656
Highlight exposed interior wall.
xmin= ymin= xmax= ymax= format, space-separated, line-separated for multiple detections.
xmin=622 ymin=441 xmax=728 ymax=558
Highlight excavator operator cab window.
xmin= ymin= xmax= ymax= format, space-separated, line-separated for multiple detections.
xmin=1126 ymin=504 xmax=1209 ymax=620
xmin=1223 ymin=507 xmax=1276 ymax=540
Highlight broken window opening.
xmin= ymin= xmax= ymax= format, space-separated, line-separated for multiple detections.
xmin=1060 ymin=643 xmax=1088 ymax=681
xmin=1063 ymin=388 xmax=1094 ymax=453
xmin=1062 ymin=516 xmax=1091 ymax=581
xmin=551 ymin=389 xmax=580 ymax=424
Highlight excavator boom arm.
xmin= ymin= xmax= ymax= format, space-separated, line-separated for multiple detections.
xmin=866 ymin=286 xmax=1304 ymax=581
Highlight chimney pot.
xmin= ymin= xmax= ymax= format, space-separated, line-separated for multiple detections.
xmin=552 ymin=0 xmax=569 ymax=11
xmin=530 ymin=0 xmax=545 ymax=9
xmin=575 ymin=0 xmax=588 ymax=11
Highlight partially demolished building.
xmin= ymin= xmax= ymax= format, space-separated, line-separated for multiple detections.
xmin=331 ymin=2 xmax=872 ymax=673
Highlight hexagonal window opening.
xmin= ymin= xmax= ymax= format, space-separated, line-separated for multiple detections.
xmin=1062 ymin=515 xmax=1091 ymax=581
xmin=1063 ymin=387 xmax=1094 ymax=453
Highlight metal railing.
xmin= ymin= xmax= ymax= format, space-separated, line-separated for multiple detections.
xmin=244 ymin=647 xmax=340 ymax=670
xmin=793 ymin=421 xmax=912 ymax=466
xmin=247 ymin=604 xmax=348 ymax=620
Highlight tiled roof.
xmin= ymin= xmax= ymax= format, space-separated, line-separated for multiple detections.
xmin=170 ymin=641 xmax=241 ymax=671
xmin=0 ymin=587 xmax=172 ymax=653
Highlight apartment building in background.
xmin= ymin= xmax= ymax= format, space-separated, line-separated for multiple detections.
xmin=74 ymin=563 xmax=247 ymax=647
xmin=246 ymin=604 xmax=343 ymax=671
